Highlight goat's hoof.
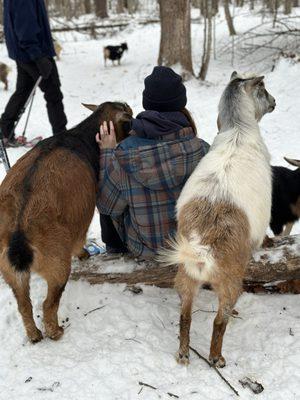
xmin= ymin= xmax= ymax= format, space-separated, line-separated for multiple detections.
xmin=176 ymin=351 xmax=190 ymax=365
xmin=78 ymin=248 xmax=90 ymax=261
xmin=209 ymin=355 xmax=226 ymax=368
xmin=262 ymin=236 xmax=274 ymax=248
xmin=29 ymin=328 xmax=43 ymax=344
xmin=47 ymin=326 xmax=64 ymax=341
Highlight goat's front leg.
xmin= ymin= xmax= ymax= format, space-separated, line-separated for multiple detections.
xmin=175 ymin=265 xmax=199 ymax=365
xmin=209 ymin=278 xmax=242 ymax=368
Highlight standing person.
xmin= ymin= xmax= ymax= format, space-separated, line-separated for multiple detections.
xmin=0 ymin=0 xmax=67 ymax=147
xmin=96 ymin=66 xmax=210 ymax=259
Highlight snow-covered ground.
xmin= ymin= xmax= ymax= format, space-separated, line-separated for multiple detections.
xmin=0 ymin=9 xmax=300 ymax=400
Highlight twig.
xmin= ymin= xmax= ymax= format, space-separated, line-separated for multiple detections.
xmin=193 ymin=308 xmax=216 ymax=314
xmin=125 ymin=337 xmax=142 ymax=344
xmin=83 ymin=305 xmax=106 ymax=317
xmin=189 ymin=346 xmax=239 ymax=397
xmin=138 ymin=381 xmax=179 ymax=398
xmin=156 ymin=315 xmax=166 ymax=329
xmin=138 ymin=386 xmax=143 ymax=395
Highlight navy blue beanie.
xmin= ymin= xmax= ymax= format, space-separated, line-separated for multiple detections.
xmin=142 ymin=66 xmax=187 ymax=112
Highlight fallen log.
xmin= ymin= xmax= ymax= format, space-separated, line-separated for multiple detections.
xmin=71 ymin=234 xmax=300 ymax=293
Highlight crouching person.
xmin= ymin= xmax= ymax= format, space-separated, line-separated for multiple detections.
xmin=97 ymin=66 xmax=209 ymax=259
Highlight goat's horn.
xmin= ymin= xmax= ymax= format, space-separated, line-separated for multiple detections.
xmin=284 ymin=157 xmax=300 ymax=168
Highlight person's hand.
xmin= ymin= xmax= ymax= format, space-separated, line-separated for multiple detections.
xmin=96 ymin=121 xmax=117 ymax=149
xmin=35 ymin=57 xmax=53 ymax=80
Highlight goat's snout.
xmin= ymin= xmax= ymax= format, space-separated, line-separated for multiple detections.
xmin=268 ymin=95 xmax=276 ymax=112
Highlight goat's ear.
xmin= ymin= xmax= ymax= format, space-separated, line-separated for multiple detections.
xmin=284 ymin=157 xmax=300 ymax=168
xmin=250 ymin=76 xmax=265 ymax=86
xmin=230 ymin=71 xmax=238 ymax=80
xmin=82 ymin=103 xmax=98 ymax=112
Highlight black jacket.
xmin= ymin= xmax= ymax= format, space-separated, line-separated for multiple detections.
xmin=3 ymin=0 xmax=55 ymax=63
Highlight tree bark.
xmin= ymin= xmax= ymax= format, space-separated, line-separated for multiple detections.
xmin=158 ymin=0 xmax=194 ymax=77
xmin=94 ymin=0 xmax=108 ymax=18
xmin=199 ymin=0 xmax=213 ymax=80
xmin=84 ymin=0 xmax=92 ymax=14
xmin=71 ymin=235 xmax=300 ymax=293
xmin=284 ymin=0 xmax=292 ymax=14
xmin=0 ymin=0 xmax=3 ymax=25
xmin=126 ymin=0 xmax=138 ymax=14
xmin=116 ymin=0 xmax=125 ymax=13
xmin=224 ymin=0 xmax=236 ymax=36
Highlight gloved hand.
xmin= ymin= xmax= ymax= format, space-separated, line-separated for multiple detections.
xmin=35 ymin=57 xmax=53 ymax=80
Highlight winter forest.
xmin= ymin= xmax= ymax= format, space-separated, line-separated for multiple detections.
xmin=0 ymin=0 xmax=300 ymax=399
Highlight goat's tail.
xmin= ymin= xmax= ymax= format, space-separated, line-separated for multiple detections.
xmin=7 ymin=230 xmax=33 ymax=273
xmin=157 ymin=235 xmax=215 ymax=281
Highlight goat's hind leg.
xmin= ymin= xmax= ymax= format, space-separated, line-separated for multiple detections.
xmin=175 ymin=265 xmax=200 ymax=365
xmin=1 ymin=267 xmax=43 ymax=343
xmin=40 ymin=258 xmax=71 ymax=340
xmin=209 ymin=277 xmax=242 ymax=368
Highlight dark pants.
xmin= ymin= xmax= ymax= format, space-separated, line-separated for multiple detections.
xmin=0 ymin=58 xmax=67 ymax=139
xmin=100 ymin=214 xmax=127 ymax=252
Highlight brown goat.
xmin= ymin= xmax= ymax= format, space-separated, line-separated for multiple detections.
xmin=0 ymin=102 xmax=132 ymax=343
xmin=0 ymin=62 xmax=10 ymax=91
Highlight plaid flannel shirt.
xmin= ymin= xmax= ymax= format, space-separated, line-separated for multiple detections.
xmin=97 ymin=127 xmax=209 ymax=258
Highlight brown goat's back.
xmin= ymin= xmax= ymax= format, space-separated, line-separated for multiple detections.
xmin=0 ymin=147 xmax=96 ymax=267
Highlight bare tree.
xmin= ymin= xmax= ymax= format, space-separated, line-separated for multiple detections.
xmin=116 ymin=0 xmax=126 ymax=13
xmin=284 ymin=0 xmax=292 ymax=14
xmin=126 ymin=0 xmax=138 ymax=14
xmin=95 ymin=0 xmax=108 ymax=18
xmin=199 ymin=0 xmax=213 ymax=80
xmin=158 ymin=0 xmax=194 ymax=77
xmin=224 ymin=0 xmax=236 ymax=35
xmin=0 ymin=0 xmax=3 ymax=26
xmin=84 ymin=0 xmax=92 ymax=14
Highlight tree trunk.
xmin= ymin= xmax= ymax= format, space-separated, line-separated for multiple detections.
xmin=224 ymin=0 xmax=236 ymax=36
xmin=71 ymin=235 xmax=300 ymax=294
xmin=116 ymin=0 xmax=125 ymax=13
xmin=199 ymin=0 xmax=213 ymax=80
xmin=0 ymin=0 xmax=3 ymax=25
xmin=95 ymin=0 xmax=108 ymax=18
xmin=273 ymin=0 xmax=279 ymax=27
xmin=158 ymin=0 xmax=194 ymax=77
xmin=84 ymin=0 xmax=92 ymax=13
xmin=284 ymin=0 xmax=292 ymax=14
xmin=126 ymin=0 xmax=138 ymax=14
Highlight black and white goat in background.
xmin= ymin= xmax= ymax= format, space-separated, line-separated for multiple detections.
xmin=271 ymin=157 xmax=300 ymax=235
xmin=103 ymin=42 xmax=128 ymax=66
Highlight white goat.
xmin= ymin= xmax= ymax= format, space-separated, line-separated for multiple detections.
xmin=159 ymin=71 xmax=276 ymax=368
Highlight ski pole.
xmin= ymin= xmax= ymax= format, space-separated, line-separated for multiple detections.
xmin=8 ymin=76 xmax=42 ymax=141
xmin=21 ymin=81 xmax=39 ymax=139
xmin=0 ymin=133 xmax=11 ymax=172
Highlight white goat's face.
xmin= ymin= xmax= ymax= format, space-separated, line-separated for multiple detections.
xmin=247 ymin=77 xmax=276 ymax=121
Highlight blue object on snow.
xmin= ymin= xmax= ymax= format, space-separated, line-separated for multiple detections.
xmin=84 ymin=242 xmax=106 ymax=256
